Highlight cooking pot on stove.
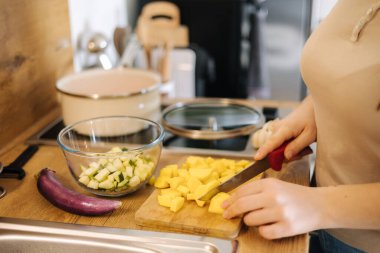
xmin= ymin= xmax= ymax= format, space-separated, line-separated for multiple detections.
xmin=56 ymin=68 xmax=161 ymax=134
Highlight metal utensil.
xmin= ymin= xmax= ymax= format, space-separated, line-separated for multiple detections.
xmin=85 ymin=33 xmax=113 ymax=70
xmin=198 ymin=140 xmax=313 ymax=201
xmin=0 ymin=186 xmax=6 ymax=199
xmin=0 ymin=162 xmax=6 ymax=198
xmin=0 ymin=145 xmax=39 ymax=180
xmin=113 ymin=26 xmax=131 ymax=58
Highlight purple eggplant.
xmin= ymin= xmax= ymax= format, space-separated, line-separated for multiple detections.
xmin=37 ymin=168 xmax=122 ymax=216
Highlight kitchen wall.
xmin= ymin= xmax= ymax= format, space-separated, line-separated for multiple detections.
xmin=67 ymin=0 xmax=338 ymax=99
xmin=311 ymin=0 xmax=338 ymax=29
xmin=0 ymin=0 xmax=72 ymax=154
xmin=68 ymin=0 xmax=128 ymax=71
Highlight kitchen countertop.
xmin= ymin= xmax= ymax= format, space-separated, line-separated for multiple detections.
xmin=0 ymin=98 xmax=309 ymax=253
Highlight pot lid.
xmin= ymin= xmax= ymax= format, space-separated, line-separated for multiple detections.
xmin=161 ymin=100 xmax=263 ymax=140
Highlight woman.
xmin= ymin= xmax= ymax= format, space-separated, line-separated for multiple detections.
xmin=222 ymin=1 xmax=380 ymax=252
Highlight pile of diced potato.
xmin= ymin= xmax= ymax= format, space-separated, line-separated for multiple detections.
xmin=153 ymin=156 xmax=262 ymax=214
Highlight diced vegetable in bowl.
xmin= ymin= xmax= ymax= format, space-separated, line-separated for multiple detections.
xmin=57 ymin=116 xmax=164 ymax=197
xmin=78 ymin=147 xmax=156 ymax=192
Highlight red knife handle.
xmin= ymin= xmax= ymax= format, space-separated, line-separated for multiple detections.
xmin=267 ymin=140 xmax=313 ymax=171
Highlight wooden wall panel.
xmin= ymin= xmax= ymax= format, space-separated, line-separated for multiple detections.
xmin=0 ymin=0 xmax=73 ymax=149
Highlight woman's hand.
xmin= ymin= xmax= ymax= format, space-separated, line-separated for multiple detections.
xmin=222 ymin=178 xmax=324 ymax=239
xmin=255 ymin=96 xmax=317 ymax=160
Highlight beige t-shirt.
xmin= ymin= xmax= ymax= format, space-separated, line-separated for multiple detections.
xmin=300 ymin=0 xmax=380 ymax=252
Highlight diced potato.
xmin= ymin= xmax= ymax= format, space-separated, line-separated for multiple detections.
xmin=221 ymin=169 xmax=235 ymax=178
xmin=157 ymin=195 xmax=172 ymax=208
xmin=160 ymin=164 xmax=178 ymax=177
xmin=168 ymin=177 xmax=185 ymax=189
xmin=193 ymin=180 xmax=219 ymax=199
xmin=186 ymin=193 xmax=196 ymax=200
xmin=172 ymin=167 xmax=179 ymax=177
xmin=206 ymin=180 xmax=220 ymax=190
xmin=234 ymin=166 xmax=245 ymax=173
xmin=177 ymin=185 xmax=190 ymax=196
xmin=189 ymin=168 xmax=213 ymax=181
xmin=181 ymin=163 xmax=190 ymax=170
xmin=203 ymin=171 xmax=219 ymax=184
xmin=206 ymin=157 xmax=214 ymax=164
xmin=186 ymin=176 xmax=202 ymax=193
xmin=148 ymin=176 xmax=156 ymax=186
xmin=236 ymin=160 xmax=251 ymax=167
xmin=193 ymin=184 xmax=209 ymax=200
xmin=208 ymin=192 xmax=231 ymax=214
xmin=209 ymin=160 xmax=227 ymax=174
xmin=154 ymin=176 xmax=170 ymax=188
xmin=185 ymin=156 xmax=201 ymax=166
xmin=160 ymin=189 xmax=182 ymax=198
xmin=170 ymin=197 xmax=185 ymax=212
xmin=195 ymin=199 xmax=206 ymax=207
xmin=178 ymin=169 xmax=190 ymax=178
xmin=219 ymin=174 xmax=234 ymax=183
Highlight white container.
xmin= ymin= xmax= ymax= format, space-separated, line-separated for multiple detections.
xmin=56 ymin=68 xmax=161 ymax=134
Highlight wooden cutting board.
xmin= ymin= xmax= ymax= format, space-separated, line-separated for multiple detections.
xmin=135 ymin=189 xmax=242 ymax=238
xmin=134 ymin=154 xmax=257 ymax=239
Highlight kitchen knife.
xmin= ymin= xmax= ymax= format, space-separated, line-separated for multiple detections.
xmin=0 ymin=145 xmax=39 ymax=179
xmin=198 ymin=141 xmax=313 ymax=201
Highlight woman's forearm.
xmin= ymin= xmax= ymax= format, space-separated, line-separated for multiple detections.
xmin=287 ymin=94 xmax=314 ymax=122
xmin=317 ymin=183 xmax=380 ymax=230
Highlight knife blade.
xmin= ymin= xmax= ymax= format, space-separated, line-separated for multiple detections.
xmin=198 ymin=140 xmax=313 ymax=201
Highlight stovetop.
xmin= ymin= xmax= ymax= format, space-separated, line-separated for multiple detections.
xmin=26 ymin=117 xmax=256 ymax=158
xmin=26 ymin=107 xmax=279 ymax=158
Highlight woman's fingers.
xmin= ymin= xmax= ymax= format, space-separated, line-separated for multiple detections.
xmin=243 ymin=207 xmax=278 ymax=227
xmin=223 ymin=193 xmax=268 ymax=219
xmin=254 ymin=126 xmax=293 ymax=160
xmin=222 ymin=179 xmax=266 ymax=209
xmin=284 ymin=128 xmax=316 ymax=159
xmin=223 ymin=194 xmax=265 ymax=219
xmin=258 ymin=222 xmax=290 ymax=240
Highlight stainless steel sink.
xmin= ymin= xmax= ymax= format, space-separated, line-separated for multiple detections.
xmin=0 ymin=217 xmax=237 ymax=253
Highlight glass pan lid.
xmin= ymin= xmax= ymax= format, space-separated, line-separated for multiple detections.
xmin=161 ymin=100 xmax=262 ymax=140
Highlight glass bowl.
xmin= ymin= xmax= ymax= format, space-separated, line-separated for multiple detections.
xmin=57 ymin=116 xmax=164 ymax=197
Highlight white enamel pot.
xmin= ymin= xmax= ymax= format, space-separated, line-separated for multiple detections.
xmin=56 ymin=68 xmax=161 ymax=135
